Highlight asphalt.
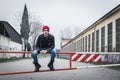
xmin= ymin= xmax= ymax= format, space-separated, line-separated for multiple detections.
xmin=0 ymin=57 xmax=120 ymax=80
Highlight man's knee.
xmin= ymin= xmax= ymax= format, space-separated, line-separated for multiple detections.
xmin=31 ymin=50 xmax=38 ymax=57
xmin=51 ymin=49 xmax=56 ymax=56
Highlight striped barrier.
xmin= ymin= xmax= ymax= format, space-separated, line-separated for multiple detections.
xmin=72 ymin=54 xmax=102 ymax=62
xmin=71 ymin=52 xmax=120 ymax=63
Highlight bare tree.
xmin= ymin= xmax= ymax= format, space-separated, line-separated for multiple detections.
xmin=12 ymin=5 xmax=43 ymax=52
xmin=27 ymin=12 xmax=43 ymax=50
xmin=29 ymin=22 xmax=42 ymax=50
xmin=73 ymin=26 xmax=81 ymax=37
xmin=60 ymin=26 xmax=72 ymax=38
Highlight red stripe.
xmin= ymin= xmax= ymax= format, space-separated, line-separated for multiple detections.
xmin=97 ymin=58 xmax=101 ymax=62
xmin=89 ymin=54 xmax=99 ymax=62
xmin=72 ymin=54 xmax=82 ymax=61
xmin=80 ymin=54 xmax=91 ymax=62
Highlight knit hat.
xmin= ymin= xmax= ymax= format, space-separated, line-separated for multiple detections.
xmin=42 ymin=25 xmax=50 ymax=32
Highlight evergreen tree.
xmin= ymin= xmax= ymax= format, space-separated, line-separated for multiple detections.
xmin=20 ymin=4 xmax=30 ymax=57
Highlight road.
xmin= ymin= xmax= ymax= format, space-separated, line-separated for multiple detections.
xmin=0 ymin=57 xmax=120 ymax=80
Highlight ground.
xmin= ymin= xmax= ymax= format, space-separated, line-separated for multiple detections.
xmin=0 ymin=57 xmax=120 ymax=80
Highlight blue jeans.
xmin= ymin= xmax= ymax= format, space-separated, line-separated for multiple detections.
xmin=31 ymin=48 xmax=56 ymax=63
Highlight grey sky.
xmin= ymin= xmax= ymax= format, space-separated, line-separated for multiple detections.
xmin=0 ymin=0 xmax=120 ymax=49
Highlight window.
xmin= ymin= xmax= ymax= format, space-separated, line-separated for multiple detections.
xmin=72 ymin=43 xmax=74 ymax=51
xmin=73 ymin=42 xmax=76 ymax=51
xmin=78 ymin=40 xmax=80 ymax=51
xmin=108 ymin=22 xmax=112 ymax=52
xmin=92 ymin=32 xmax=95 ymax=52
xmin=101 ymin=27 xmax=105 ymax=52
xmin=83 ymin=37 xmax=84 ymax=52
xmin=116 ymin=18 xmax=120 ymax=52
xmin=88 ymin=34 xmax=91 ymax=52
xmin=81 ymin=39 xmax=82 ymax=52
xmin=76 ymin=41 xmax=79 ymax=51
xmin=85 ymin=36 xmax=87 ymax=52
xmin=96 ymin=30 xmax=99 ymax=52
xmin=74 ymin=42 xmax=76 ymax=51
xmin=79 ymin=40 xmax=81 ymax=52
xmin=70 ymin=45 xmax=71 ymax=51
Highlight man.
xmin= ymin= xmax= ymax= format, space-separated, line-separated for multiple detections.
xmin=31 ymin=25 xmax=56 ymax=72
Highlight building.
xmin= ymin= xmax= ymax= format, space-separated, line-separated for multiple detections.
xmin=61 ymin=4 xmax=120 ymax=52
xmin=0 ymin=21 xmax=22 ymax=58
xmin=61 ymin=38 xmax=71 ymax=48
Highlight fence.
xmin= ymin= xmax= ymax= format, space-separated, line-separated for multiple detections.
xmin=0 ymin=50 xmax=120 ymax=75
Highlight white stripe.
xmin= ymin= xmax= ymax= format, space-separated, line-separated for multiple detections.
xmin=94 ymin=55 xmax=102 ymax=62
xmin=72 ymin=54 xmax=78 ymax=60
xmin=77 ymin=54 xmax=86 ymax=62
xmin=85 ymin=54 xmax=94 ymax=62
xmin=94 ymin=55 xmax=101 ymax=62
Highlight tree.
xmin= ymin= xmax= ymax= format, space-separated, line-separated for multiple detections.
xmin=21 ymin=4 xmax=30 ymax=40
xmin=60 ymin=26 xmax=72 ymax=39
xmin=29 ymin=22 xmax=42 ymax=50
xmin=27 ymin=42 xmax=31 ymax=51
xmin=73 ymin=26 xmax=81 ymax=37
xmin=12 ymin=4 xmax=43 ymax=53
xmin=20 ymin=4 xmax=30 ymax=58
xmin=60 ymin=26 xmax=81 ymax=39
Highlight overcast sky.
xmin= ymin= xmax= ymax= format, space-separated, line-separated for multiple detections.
xmin=0 ymin=0 xmax=120 ymax=49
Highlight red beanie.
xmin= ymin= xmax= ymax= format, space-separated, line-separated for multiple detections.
xmin=42 ymin=25 xmax=50 ymax=32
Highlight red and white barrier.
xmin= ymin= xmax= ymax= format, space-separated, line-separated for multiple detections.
xmin=72 ymin=53 xmax=102 ymax=62
xmin=72 ymin=52 xmax=120 ymax=62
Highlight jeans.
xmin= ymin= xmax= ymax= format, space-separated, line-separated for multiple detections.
xmin=31 ymin=48 xmax=56 ymax=63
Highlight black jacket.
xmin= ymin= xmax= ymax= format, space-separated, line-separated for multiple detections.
xmin=36 ymin=34 xmax=55 ymax=53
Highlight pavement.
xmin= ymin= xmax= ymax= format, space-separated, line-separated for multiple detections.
xmin=0 ymin=57 xmax=120 ymax=80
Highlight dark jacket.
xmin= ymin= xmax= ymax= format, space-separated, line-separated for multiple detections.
xmin=36 ymin=34 xmax=55 ymax=53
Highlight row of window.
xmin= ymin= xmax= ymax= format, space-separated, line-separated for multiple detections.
xmin=62 ymin=18 xmax=120 ymax=52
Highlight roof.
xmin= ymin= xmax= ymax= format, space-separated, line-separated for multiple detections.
xmin=61 ymin=38 xmax=72 ymax=40
xmin=0 ymin=21 xmax=22 ymax=44
xmin=62 ymin=4 xmax=120 ymax=48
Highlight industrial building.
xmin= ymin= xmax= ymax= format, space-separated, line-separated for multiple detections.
xmin=61 ymin=4 xmax=120 ymax=52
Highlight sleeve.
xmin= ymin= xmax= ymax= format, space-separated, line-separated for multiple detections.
xmin=47 ymin=36 xmax=55 ymax=53
xmin=36 ymin=36 xmax=41 ymax=51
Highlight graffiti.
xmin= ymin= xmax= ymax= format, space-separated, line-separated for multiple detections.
xmin=102 ymin=54 xmax=120 ymax=63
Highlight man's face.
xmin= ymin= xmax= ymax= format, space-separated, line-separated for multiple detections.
xmin=43 ymin=29 xmax=49 ymax=36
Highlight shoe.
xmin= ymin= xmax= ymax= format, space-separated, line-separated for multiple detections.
xmin=48 ymin=64 xmax=55 ymax=71
xmin=33 ymin=62 xmax=41 ymax=72
xmin=48 ymin=60 xmax=55 ymax=71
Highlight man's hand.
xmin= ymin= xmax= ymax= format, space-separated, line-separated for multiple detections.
xmin=40 ymin=50 xmax=47 ymax=54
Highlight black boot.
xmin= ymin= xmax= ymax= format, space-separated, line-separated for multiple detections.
xmin=33 ymin=62 xmax=41 ymax=72
xmin=48 ymin=60 xmax=55 ymax=71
